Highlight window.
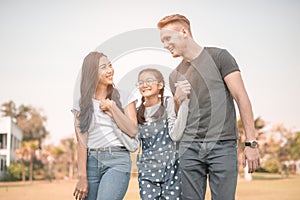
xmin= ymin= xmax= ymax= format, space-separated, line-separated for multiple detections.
xmin=0 ymin=159 xmax=3 ymax=172
xmin=0 ymin=134 xmax=7 ymax=149
xmin=3 ymin=134 xmax=7 ymax=148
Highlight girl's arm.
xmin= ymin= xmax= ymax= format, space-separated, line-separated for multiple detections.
xmin=167 ymin=97 xmax=190 ymax=141
xmin=72 ymin=110 xmax=88 ymax=200
xmin=173 ymin=80 xmax=191 ymax=115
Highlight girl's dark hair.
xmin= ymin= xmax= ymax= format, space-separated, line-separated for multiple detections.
xmin=78 ymin=52 xmax=122 ymax=133
xmin=137 ymin=68 xmax=165 ymax=124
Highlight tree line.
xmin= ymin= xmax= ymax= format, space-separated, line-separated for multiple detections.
xmin=1 ymin=100 xmax=76 ymax=181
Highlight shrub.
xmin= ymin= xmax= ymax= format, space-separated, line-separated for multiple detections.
xmin=5 ymin=161 xmax=28 ymax=181
xmin=263 ymin=157 xmax=280 ymax=173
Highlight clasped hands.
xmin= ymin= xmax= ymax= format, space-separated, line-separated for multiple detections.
xmin=99 ymin=99 xmax=115 ymax=117
xmin=174 ymin=80 xmax=191 ymax=103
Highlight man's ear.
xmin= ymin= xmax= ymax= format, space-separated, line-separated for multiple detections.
xmin=181 ymin=27 xmax=188 ymax=38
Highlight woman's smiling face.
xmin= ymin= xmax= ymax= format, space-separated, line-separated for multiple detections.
xmin=98 ymin=56 xmax=114 ymax=86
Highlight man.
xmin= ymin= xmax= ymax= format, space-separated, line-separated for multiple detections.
xmin=157 ymin=14 xmax=260 ymax=200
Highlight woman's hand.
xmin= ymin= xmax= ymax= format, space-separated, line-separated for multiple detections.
xmin=73 ymin=177 xmax=88 ymax=200
xmin=100 ymin=99 xmax=114 ymax=117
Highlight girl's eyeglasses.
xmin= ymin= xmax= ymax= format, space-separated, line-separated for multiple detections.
xmin=136 ymin=79 xmax=158 ymax=88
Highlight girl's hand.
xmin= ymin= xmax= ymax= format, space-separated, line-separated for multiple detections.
xmin=100 ymin=99 xmax=114 ymax=117
xmin=174 ymin=80 xmax=191 ymax=103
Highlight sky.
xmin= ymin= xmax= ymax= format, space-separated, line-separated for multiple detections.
xmin=0 ymin=0 xmax=299 ymax=145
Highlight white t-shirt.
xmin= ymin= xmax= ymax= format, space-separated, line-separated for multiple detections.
xmin=72 ymin=72 xmax=136 ymax=148
xmin=144 ymin=102 xmax=161 ymax=123
xmin=144 ymin=96 xmax=173 ymax=122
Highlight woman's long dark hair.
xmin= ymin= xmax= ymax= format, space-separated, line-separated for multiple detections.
xmin=137 ymin=68 xmax=165 ymax=124
xmin=78 ymin=52 xmax=122 ymax=133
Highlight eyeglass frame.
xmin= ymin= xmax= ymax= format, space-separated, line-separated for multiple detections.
xmin=136 ymin=78 xmax=159 ymax=88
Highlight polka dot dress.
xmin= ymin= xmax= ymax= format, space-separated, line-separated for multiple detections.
xmin=137 ymin=117 xmax=181 ymax=199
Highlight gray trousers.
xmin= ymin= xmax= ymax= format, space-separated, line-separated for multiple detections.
xmin=179 ymin=140 xmax=238 ymax=200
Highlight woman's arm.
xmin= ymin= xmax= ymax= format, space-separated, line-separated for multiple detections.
xmin=72 ymin=110 xmax=89 ymax=200
xmin=167 ymin=98 xmax=190 ymax=141
xmin=100 ymin=99 xmax=138 ymax=137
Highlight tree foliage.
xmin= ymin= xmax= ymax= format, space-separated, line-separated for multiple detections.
xmin=263 ymin=157 xmax=280 ymax=173
xmin=6 ymin=161 xmax=29 ymax=181
xmin=42 ymin=138 xmax=77 ymax=180
xmin=1 ymin=100 xmax=48 ymax=142
xmin=1 ymin=100 xmax=48 ymax=181
xmin=15 ymin=140 xmax=40 ymax=181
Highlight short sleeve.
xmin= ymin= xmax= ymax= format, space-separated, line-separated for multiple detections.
xmin=119 ymin=89 xmax=137 ymax=108
xmin=218 ymin=49 xmax=240 ymax=78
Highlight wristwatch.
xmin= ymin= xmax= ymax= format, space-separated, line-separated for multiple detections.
xmin=245 ymin=140 xmax=258 ymax=148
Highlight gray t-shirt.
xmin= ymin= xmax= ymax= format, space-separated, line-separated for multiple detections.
xmin=169 ymin=47 xmax=239 ymax=142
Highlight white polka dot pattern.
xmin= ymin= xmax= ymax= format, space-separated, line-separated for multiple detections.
xmin=137 ymin=116 xmax=181 ymax=199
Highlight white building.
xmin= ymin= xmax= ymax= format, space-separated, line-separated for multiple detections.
xmin=0 ymin=116 xmax=23 ymax=179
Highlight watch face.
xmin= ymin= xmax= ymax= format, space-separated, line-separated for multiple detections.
xmin=251 ymin=141 xmax=258 ymax=148
xmin=245 ymin=141 xmax=258 ymax=148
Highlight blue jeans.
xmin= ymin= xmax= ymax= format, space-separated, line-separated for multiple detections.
xmin=179 ymin=140 xmax=238 ymax=200
xmin=85 ymin=150 xmax=131 ymax=200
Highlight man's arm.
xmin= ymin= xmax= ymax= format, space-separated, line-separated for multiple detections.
xmin=224 ymin=71 xmax=260 ymax=173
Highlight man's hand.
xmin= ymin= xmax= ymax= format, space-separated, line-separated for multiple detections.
xmin=242 ymin=147 xmax=260 ymax=173
xmin=174 ymin=80 xmax=191 ymax=104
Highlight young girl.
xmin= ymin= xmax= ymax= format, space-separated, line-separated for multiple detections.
xmin=136 ymin=68 xmax=190 ymax=200
xmin=72 ymin=52 xmax=138 ymax=200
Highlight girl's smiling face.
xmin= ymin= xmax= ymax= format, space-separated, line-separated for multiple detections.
xmin=138 ymin=72 xmax=163 ymax=98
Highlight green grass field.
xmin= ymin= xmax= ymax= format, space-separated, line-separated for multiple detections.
xmin=0 ymin=173 xmax=299 ymax=200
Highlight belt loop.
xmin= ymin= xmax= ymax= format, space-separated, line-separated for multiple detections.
xmin=87 ymin=148 xmax=90 ymax=156
xmin=109 ymin=146 xmax=112 ymax=154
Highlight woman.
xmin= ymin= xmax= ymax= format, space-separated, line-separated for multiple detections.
xmin=136 ymin=68 xmax=190 ymax=200
xmin=72 ymin=52 xmax=137 ymax=200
